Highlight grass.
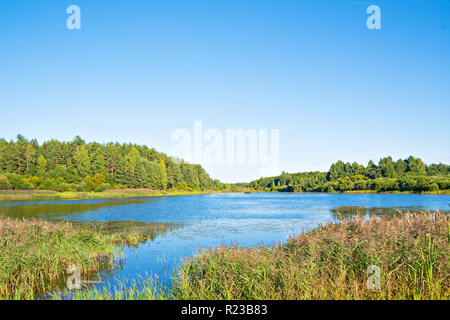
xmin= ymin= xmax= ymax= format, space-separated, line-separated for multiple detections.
xmin=0 ymin=215 xmax=121 ymax=299
xmin=0 ymin=189 xmax=216 ymax=202
xmin=54 ymin=276 xmax=168 ymax=300
xmin=0 ymin=215 xmax=167 ymax=299
xmin=2 ymin=211 xmax=448 ymax=300
xmin=170 ymin=211 xmax=449 ymax=300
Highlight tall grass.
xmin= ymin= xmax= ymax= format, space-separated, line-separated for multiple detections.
xmin=54 ymin=276 xmax=168 ymax=300
xmin=0 ymin=216 xmax=123 ymax=299
xmin=3 ymin=211 xmax=448 ymax=300
xmin=171 ymin=211 xmax=449 ymax=300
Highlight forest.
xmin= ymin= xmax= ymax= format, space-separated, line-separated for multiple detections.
xmin=0 ymin=135 xmax=223 ymax=192
xmin=246 ymin=156 xmax=450 ymax=193
xmin=1 ymin=135 xmax=449 ymax=194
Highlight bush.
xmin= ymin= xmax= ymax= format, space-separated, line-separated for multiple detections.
xmin=112 ymin=183 xmax=122 ymax=190
xmin=95 ymin=183 xmax=111 ymax=192
xmin=5 ymin=173 xmax=35 ymax=190
xmin=56 ymin=182 xmax=72 ymax=192
xmin=39 ymin=178 xmax=58 ymax=191
xmin=0 ymin=175 xmax=11 ymax=190
xmin=81 ymin=176 xmax=95 ymax=192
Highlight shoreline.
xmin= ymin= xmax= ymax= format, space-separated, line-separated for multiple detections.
xmin=0 ymin=189 xmax=449 ymax=202
xmin=0 ymin=189 xmax=219 ymax=202
xmin=249 ymin=190 xmax=450 ymax=196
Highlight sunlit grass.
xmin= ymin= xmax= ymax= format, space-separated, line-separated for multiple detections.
xmin=170 ymin=211 xmax=449 ymax=300
xmin=2 ymin=211 xmax=448 ymax=300
xmin=0 ymin=215 xmax=165 ymax=300
xmin=53 ymin=276 xmax=168 ymax=300
xmin=0 ymin=216 xmax=122 ymax=299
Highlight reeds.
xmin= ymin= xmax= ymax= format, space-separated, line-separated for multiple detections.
xmin=0 ymin=216 xmax=119 ymax=299
xmin=171 ymin=211 xmax=449 ymax=300
xmin=3 ymin=211 xmax=448 ymax=300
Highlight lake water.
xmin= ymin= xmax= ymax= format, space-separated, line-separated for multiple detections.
xmin=1 ymin=192 xmax=448 ymax=295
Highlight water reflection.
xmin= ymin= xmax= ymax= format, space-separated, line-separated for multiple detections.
xmin=77 ymin=219 xmax=180 ymax=241
xmin=331 ymin=205 xmax=449 ymax=221
xmin=0 ymin=200 xmax=154 ymax=219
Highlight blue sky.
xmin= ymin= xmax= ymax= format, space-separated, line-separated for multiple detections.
xmin=0 ymin=0 xmax=449 ymax=182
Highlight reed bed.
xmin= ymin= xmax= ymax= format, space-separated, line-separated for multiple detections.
xmin=54 ymin=276 xmax=168 ymax=300
xmin=0 ymin=216 xmax=122 ymax=299
xmin=3 ymin=211 xmax=448 ymax=300
xmin=171 ymin=211 xmax=449 ymax=300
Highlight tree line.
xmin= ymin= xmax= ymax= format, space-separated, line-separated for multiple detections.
xmin=246 ymin=156 xmax=450 ymax=193
xmin=0 ymin=135 xmax=223 ymax=192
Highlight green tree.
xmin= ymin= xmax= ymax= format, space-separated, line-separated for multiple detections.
xmin=159 ymin=159 xmax=168 ymax=190
xmin=93 ymin=173 xmax=106 ymax=190
xmin=37 ymin=155 xmax=48 ymax=177
xmin=0 ymin=175 xmax=11 ymax=190
xmin=74 ymin=145 xmax=90 ymax=177
xmin=24 ymin=144 xmax=36 ymax=173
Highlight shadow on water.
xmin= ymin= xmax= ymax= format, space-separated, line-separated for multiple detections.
xmin=0 ymin=200 xmax=153 ymax=219
xmin=75 ymin=219 xmax=181 ymax=241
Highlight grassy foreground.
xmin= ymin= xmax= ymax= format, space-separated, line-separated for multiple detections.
xmin=62 ymin=211 xmax=449 ymax=300
xmin=2 ymin=211 xmax=448 ymax=300
xmin=172 ymin=212 xmax=449 ymax=300
xmin=0 ymin=215 xmax=160 ymax=299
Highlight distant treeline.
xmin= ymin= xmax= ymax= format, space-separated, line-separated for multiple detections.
xmin=246 ymin=156 xmax=450 ymax=193
xmin=0 ymin=135 xmax=223 ymax=192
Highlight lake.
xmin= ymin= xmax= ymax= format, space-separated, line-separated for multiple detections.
xmin=0 ymin=192 xmax=448 ymax=295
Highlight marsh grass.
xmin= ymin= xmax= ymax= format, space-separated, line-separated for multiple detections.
xmin=54 ymin=275 xmax=168 ymax=300
xmin=0 ymin=216 xmax=155 ymax=299
xmin=171 ymin=211 xmax=449 ymax=300
xmin=3 ymin=211 xmax=448 ymax=300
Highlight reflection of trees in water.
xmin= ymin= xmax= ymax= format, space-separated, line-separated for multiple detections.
xmin=0 ymin=200 xmax=153 ymax=219
xmin=331 ymin=206 xmax=449 ymax=221
xmin=81 ymin=220 xmax=181 ymax=242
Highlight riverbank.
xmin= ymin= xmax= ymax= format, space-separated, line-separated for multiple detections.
xmin=1 ymin=189 xmax=448 ymax=202
xmin=0 ymin=215 xmax=161 ymax=299
xmin=254 ymin=189 xmax=450 ymax=196
xmin=0 ymin=189 xmax=218 ymax=202
xmin=343 ymin=190 xmax=450 ymax=195
xmin=62 ymin=211 xmax=449 ymax=300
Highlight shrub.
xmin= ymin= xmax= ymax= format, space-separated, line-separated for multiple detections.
xmin=0 ymin=175 xmax=11 ymax=190
xmin=95 ymin=183 xmax=111 ymax=192
xmin=5 ymin=173 xmax=35 ymax=190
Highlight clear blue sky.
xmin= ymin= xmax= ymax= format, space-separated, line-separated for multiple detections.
xmin=0 ymin=0 xmax=449 ymax=182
